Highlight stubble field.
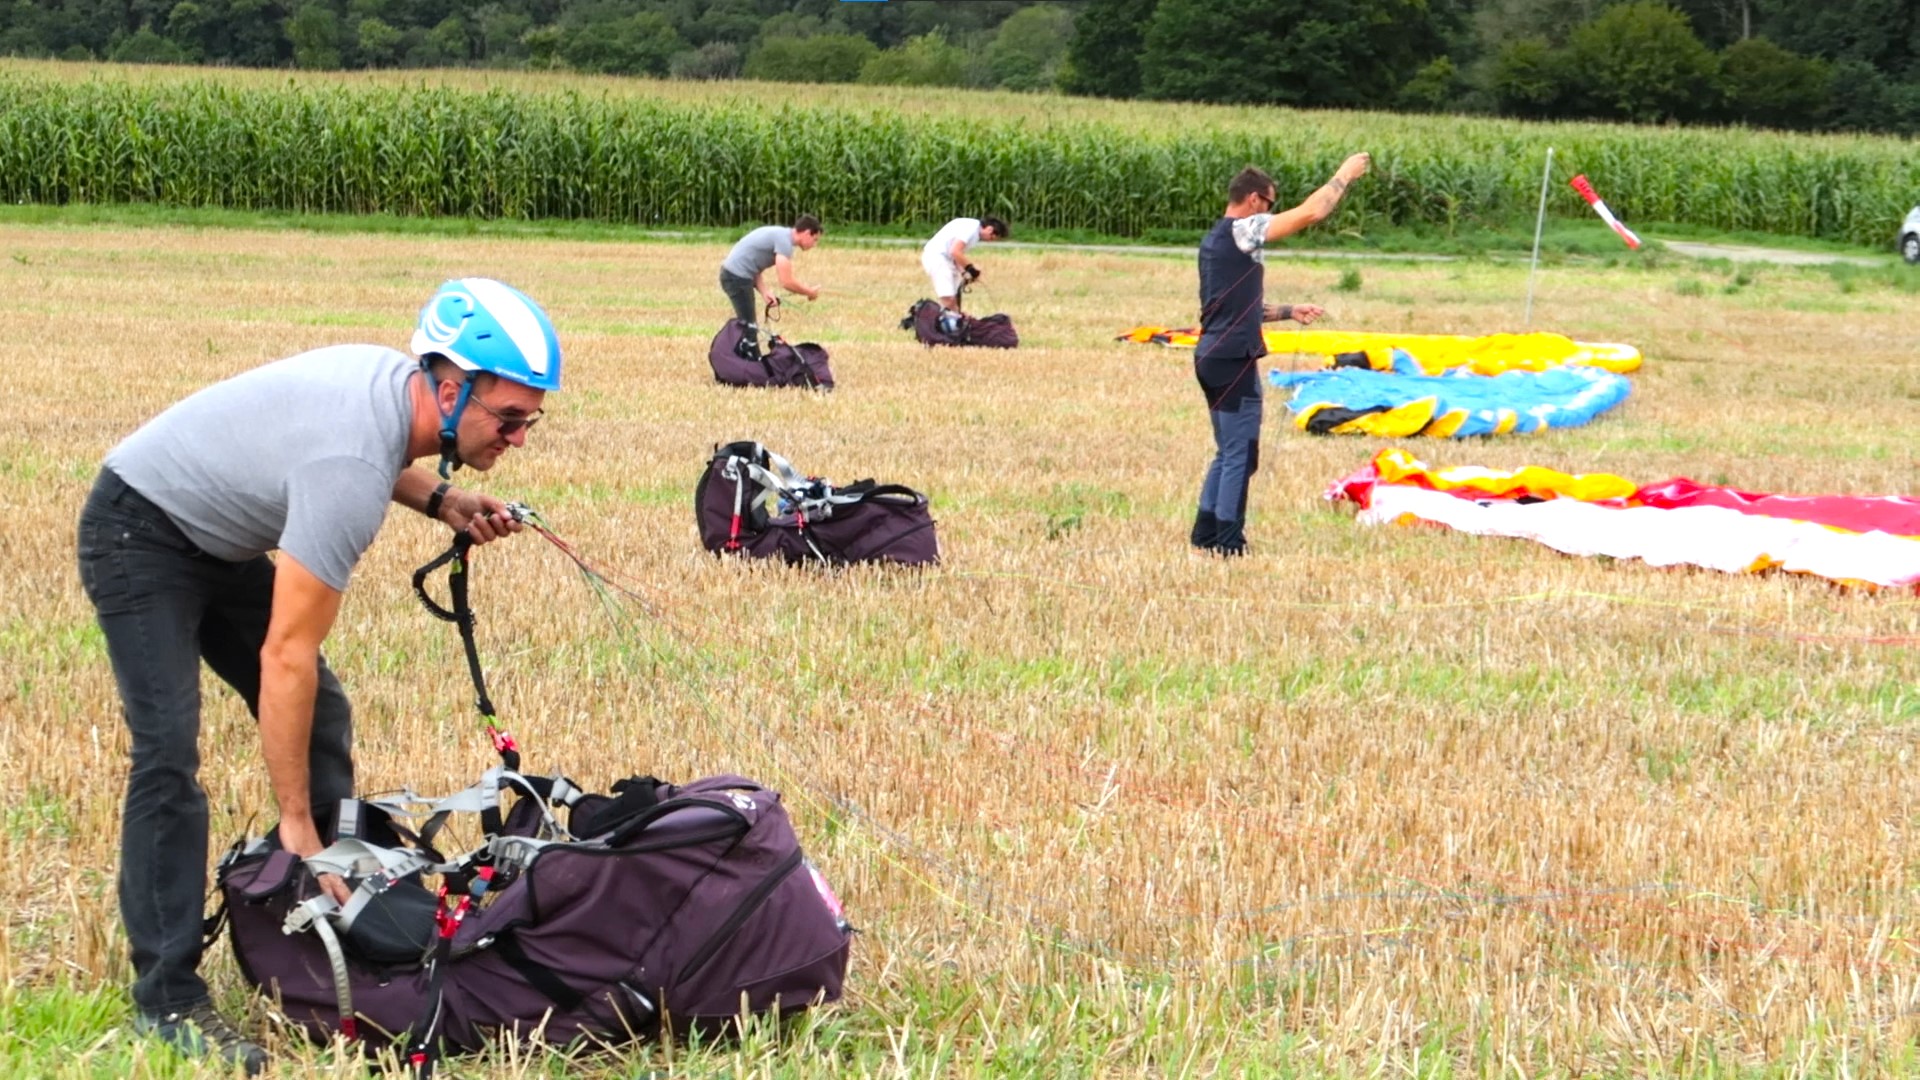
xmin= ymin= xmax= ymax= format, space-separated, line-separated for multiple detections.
xmin=3 ymin=220 xmax=1920 ymax=1077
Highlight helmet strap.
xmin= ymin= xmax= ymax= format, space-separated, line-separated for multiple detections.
xmin=435 ymin=375 xmax=475 ymax=479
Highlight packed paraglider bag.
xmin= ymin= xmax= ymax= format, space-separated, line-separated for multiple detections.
xmin=213 ymin=768 xmax=852 ymax=1059
xmin=900 ymin=299 xmax=1018 ymax=349
xmin=696 ymin=440 xmax=940 ymax=567
xmin=708 ymin=319 xmax=835 ymax=389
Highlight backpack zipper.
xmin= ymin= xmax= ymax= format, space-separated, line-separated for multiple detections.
xmin=674 ymin=847 xmax=803 ymax=985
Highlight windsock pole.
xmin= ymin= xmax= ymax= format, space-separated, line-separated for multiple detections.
xmin=1525 ymin=147 xmax=1553 ymax=327
xmin=1569 ymin=173 xmax=1642 ymax=249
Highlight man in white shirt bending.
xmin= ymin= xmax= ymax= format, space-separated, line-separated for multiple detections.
xmin=921 ymin=215 xmax=1008 ymax=318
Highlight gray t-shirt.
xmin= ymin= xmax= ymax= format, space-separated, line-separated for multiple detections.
xmin=720 ymin=225 xmax=795 ymax=279
xmin=105 ymin=344 xmax=416 ymax=592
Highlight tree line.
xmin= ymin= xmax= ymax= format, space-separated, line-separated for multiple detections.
xmin=1069 ymin=0 xmax=1920 ymax=134
xmin=3 ymin=0 xmax=1917 ymax=135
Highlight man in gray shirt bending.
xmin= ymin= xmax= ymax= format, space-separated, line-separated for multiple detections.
xmin=719 ymin=215 xmax=823 ymax=355
xmin=76 ymin=277 xmax=562 ymax=1075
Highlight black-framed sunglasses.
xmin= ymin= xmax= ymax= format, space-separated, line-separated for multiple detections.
xmin=467 ymin=396 xmax=543 ymax=436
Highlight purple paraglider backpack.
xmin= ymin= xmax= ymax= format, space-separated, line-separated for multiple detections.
xmin=695 ymin=440 xmax=940 ymax=568
xmin=209 ymin=533 xmax=851 ymax=1075
xmin=708 ymin=319 xmax=834 ymax=389
xmin=215 ymin=769 xmax=852 ymax=1065
xmin=900 ymin=298 xmax=1018 ymax=349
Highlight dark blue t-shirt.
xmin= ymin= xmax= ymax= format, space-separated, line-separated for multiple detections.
xmin=1195 ymin=214 xmax=1270 ymax=363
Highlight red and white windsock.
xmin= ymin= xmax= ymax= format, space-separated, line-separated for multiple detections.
xmin=1569 ymin=174 xmax=1641 ymax=249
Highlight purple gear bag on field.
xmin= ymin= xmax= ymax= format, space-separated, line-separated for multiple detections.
xmin=708 ymin=319 xmax=834 ymax=389
xmin=900 ymin=299 xmax=1019 ymax=349
xmin=696 ymin=440 xmax=939 ymax=567
xmin=214 ymin=770 xmax=852 ymax=1057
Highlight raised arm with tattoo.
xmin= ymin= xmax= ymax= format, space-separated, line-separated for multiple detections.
xmin=1264 ymin=153 xmax=1371 ymax=243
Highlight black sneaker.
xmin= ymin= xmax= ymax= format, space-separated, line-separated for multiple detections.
xmin=134 ymin=1001 xmax=269 ymax=1076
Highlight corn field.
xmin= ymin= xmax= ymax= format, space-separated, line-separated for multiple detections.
xmin=0 ymin=64 xmax=1915 ymax=243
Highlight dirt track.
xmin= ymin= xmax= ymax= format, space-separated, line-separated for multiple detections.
xmin=1659 ymin=240 xmax=1889 ymax=267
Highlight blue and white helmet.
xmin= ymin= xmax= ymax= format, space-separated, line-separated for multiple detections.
xmin=411 ymin=278 xmax=562 ymax=392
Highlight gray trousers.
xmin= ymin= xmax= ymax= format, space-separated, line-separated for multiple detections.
xmin=77 ymin=468 xmax=354 ymax=1014
xmin=719 ymin=269 xmax=760 ymax=347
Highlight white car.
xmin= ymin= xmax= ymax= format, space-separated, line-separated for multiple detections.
xmin=1903 ymin=206 xmax=1920 ymax=264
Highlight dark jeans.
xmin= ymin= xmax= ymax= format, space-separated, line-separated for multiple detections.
xmin=1192 ymin=354 xmax=1264 ymax=552
xmin=719 ymin=269 xmax=760 ymax=347
xmin=76 ymin=468 xmax=355 ymax=1014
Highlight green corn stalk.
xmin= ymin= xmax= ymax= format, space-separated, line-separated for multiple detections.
xmin=0 ymin=71 xmax=1910 ymax=245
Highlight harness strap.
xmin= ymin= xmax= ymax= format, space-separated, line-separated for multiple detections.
xmin=412 ymin=534 xmax=520 ymax=772
xmin=332 ymin=877 xmax=393 ymax=935
xmin=494 ymin=932 xmax=584 ymax=1012
xmin=741 ymin=461 xmax=866 ymax=521
xmin=601 ymin=794 xmax=750 ymax=848
xmin=417 ymin=767 xmax=575 ymax=850
xmin=201 ymin=838 xmax=251 ymax=948
xmin=485 ymin=833 xmax=559 ymax=874
xmin=417 ymin=771 xmax=502 ymax=852
xmin=792 ymin=503 xmax=828 ymax=564
xmin=407 ymin=866 xmax=494 ymax=1079
xmin=302 ymin=837 xmax=441 ymax=882
xmin=726 ymin=459 xmax=745 ymax=552
xmin=311 ymin=912 xmax=358 ymax=1040
xmin=284 ymin=893 xmax=358 ymax=1041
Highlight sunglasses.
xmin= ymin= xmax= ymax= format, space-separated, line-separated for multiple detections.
xmin=467 ymin=395 xmax=543 ymax=436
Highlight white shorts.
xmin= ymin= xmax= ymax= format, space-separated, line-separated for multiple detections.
xmin=921 ymin=250 xmax=960 ymax=298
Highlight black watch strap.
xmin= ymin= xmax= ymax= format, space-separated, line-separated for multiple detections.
xmin=425 ymin=481 xmax=452 ymax=520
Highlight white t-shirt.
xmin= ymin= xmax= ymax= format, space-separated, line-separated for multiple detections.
xmin=923 ymin=218 xmax=983 ymax=262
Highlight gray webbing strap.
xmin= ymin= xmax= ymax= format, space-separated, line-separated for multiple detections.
xmin=302 ymin=837 xmax=438 ymax=882
xmin=417 ymin=768 xmax=506 ymax=849
xmin=416 ymin=767 xmax=575 ymax=847
xmin=484 ymin=833 xmax=560 ymax=877
xmin=330 ymin=869 xmax=450 ymax=935
xmin=311 ymin=914 xmax=354 ymax=1033
xmin=283 ymin=894 xmax=354 ymax=1036
xmin=728 ymin=455 xmax=748 ymax=541
xmin=546 ymin=776 xmax=584 ymax=808
xmin=335 ymin=799 xmax=362 ymax=842
xmin=741 ymin=457 xmax=866 ymax=522
xmin=498 ymin=771 xmax=574 ymax=840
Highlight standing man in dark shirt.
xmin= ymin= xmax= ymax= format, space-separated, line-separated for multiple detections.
xmin=1191 ymin=155 xmax=1370 ymax=556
